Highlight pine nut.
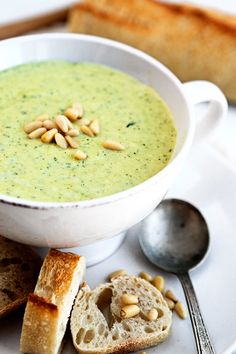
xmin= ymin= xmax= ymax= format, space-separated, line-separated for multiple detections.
xmin=165 ymin=290 xmax=178 ymax=303
xmin=74 ymin=150 xmax=87 ymax=161
xmin=35 ymin=114 xmax=49 ymax=122
xmin=42 ymin=120 xmax=57 ymax=130
xmin=164 ymin=297 xmax=175 ymax=310
xmin=121 ymin=294 xmax=139 ymax=305
xmin=120 ymin=305 xmax=140 ymax=319
xmin=109 ymin=269 xmax=127 ymax=281
xmin=64 ymin=116 xmax=74 ymax=129
xmin=80 ymin=125 xmax=94 ymax=137
xmin=67 ymin=128 xmax=79 ymax=137
xmin=65 ymin=107 xmax=82 ymax=121
xmin=152 ymin=276 xmax=165 ymax=293
xmin=72 ymin=102 xmax=83 ymax=117
xmin=55 ymin=115 xmax=69 ymax=133
xmin=147 ymin=308 xmax=158 ymax=321
xmin=174 ymin=302 xmax=187 ymax=319
xmin=55 ymin=133 xmax=68 ymax=149
xmin=77 ymin=118 xmax=90 ymax=126
xmin=140 ymin=352 xmax=147 ymax=354
xmin=139 ymin=271 xmax=152 ymax=282
xmin=24 ymin=121 xmax=42 ymax=133
xmin=41 ymin=128 xmax=58 ymax=143
xmin=28 ymin=127 xmax=47 ymax=139
xmin=65 ymin=135 xmax=80 ymax=148
xmin=102 ymin=140 xmax=125 ymax=151
xmin=89 ymin=119 xmax=100 ymax=135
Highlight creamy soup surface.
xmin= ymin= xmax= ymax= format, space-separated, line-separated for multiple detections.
xmin=0 ymin=62 xmax=176 ymax=202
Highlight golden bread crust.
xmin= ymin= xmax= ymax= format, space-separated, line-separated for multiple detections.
xmin=20 ymin=249 xmax=85 ymax=354
xmin=69 ymin=0 xmax=236 ymax=102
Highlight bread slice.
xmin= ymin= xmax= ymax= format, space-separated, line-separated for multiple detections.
xmin=0 ymin=235 xmax=41 ymax=318
xmin=69 ymin=0 xmax=236 ymax=102
xmin=71 ymin=275 xmax=172 ymax=354
xmin=20 ymin=249 xmax=86 ymax=354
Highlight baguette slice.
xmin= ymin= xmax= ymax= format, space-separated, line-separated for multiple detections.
xmin=71 ymin=275 xmax=172 ymax=354
xmin=20 ymin=249 xmax=86 ymax=354
xmin=0 ymin=235 xmax=41 ymax=318
xmin=69 ymin=0 xmax=236 ymax=102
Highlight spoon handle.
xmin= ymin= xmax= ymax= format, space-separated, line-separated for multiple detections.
xmin=178 ymin=272 xmax=216 ymax=354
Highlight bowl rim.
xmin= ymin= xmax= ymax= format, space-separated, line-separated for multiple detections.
xmin=0 ymin=33 xmax=194 ymax=209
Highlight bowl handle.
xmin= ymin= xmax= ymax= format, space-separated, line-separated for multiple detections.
xmin=183 ymin=81 xmax=228 ymax=143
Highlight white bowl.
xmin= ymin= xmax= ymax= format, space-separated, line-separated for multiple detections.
xmin=0 ymin=33 xmax=227 ymax=251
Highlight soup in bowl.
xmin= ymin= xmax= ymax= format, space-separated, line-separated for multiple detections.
xmin=0 ymin=34 xmax=227 ymax=253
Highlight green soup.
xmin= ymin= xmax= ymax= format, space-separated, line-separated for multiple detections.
xmin=0 ymin=62 xmax=176 ymax=202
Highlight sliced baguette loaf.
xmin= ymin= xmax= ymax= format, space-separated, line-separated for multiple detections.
xmin=71 ymin=275 xmax=172 ymax=354
xmin=69 ymin=0 xmax=236 ymax=102
xmin=0 ymin=235 xmax=41 ymax=318
xmin=20 ymin=249 xmax=86 ymax=354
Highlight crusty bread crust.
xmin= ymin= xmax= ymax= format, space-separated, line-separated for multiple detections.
xmin=84 ymin=0 xmax=236 ymax=34
xmin=0 ymin=235 xmax=41 ymax=319
xmin=71 ymin=276 xmax=172 ymax=354
xmin=69 ymin=0 xmax=236 ymax=102
xmin=20 ymin=249 xmax=85 ymax=354
xmin=20 ymin=294 xmax=59 ymax=354
xmin=34 ymin=249 xmax=82 ymax=304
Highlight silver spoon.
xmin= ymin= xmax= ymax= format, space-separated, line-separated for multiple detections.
xmin=139 ymin=198 xmax=215 ymax=354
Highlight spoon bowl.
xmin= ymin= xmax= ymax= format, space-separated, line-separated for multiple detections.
xmin=139 ymin=199 xmax=210 ymax=273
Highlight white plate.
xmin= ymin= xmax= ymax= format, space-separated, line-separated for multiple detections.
xmin=0 ymin=143 xmax=235 ymax=354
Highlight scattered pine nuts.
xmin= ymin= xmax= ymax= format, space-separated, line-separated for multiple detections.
xmin=164 ymin=297 xmax=175 ymax=310
xmin=65 ymin=135 xmax=80 ymax=149
xmin=42 ymin=120 xmax=57 ymax=130
xmin=165 ymin=290 xmax=178 ymax=303
xmin=41 ymin=128 xmax=58 ymax=144
xmin=102 ymin=140 xmax=125 ymax=151
xmin=147 ymin=308 xmax=158 ymax=321
xmin=55 ymin=115 xmax=69 ymax=133
xmin=28 ymin=127 xmax=47 ymax=139
xmin=80 ymin=125 xmax=94 ymax=137
xmin=120 ymin=305 xmax=140 ymax=319
xmin=121 ymin=294 xmax=139 ymax=305
xmin=139 ymin=271 xmax=152 ymax=282
xmin=24 ymin=103 xmax=122 ymax=160
xmin=109 ymin=269 xmax=127 ymax=281
xmin=65 ymin=107 xmax=82 ymax=121
xmin=74 ymin=150 xmax=87 ymax=161
xmin=55 ymin=133 xmax=68 ymax=149
xmin=174 ymin=302 xmax=187 ymax=319
xmin=24 ymin=121 xmax=42 ymax=134
xmin=67 ymin=128 xmax=79 ymax=137
xmin=89 ymin=119 xmax=100 ymax=135
xmin=77 ymin=118 xmax=90 ymax=126
xmin=35 ymin=114 xmax=49 ymax=122
xmin=152 ymin=276 xmax=165 ymax=293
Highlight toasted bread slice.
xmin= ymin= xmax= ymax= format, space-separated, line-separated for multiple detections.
xmin=69 ymin=0 xmax=236 ymax=102
xmin=0 ymin=235 xmax=41 ymax=318
xmin=20 ymin=249 xmax=86 ymax=354
xmin=70 ymin=275 xmax=172 ymax=354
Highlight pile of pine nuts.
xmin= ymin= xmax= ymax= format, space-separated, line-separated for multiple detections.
xmin=23 ymin=102 xmax=125 ymax=161
xmin=108 ymin=269 xmax=187 ymax=320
